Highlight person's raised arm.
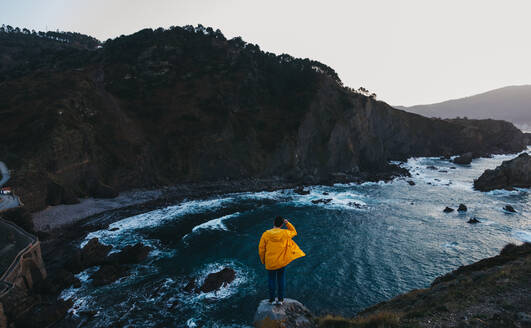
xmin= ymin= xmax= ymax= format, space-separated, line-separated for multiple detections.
xmin=284 ymin=219 xmax=297 ymax=238
xmin=258 ymin=232 xmax=267 ymax=264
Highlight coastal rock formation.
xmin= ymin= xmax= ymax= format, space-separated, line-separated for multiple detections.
xmin=453 ymin=152 xmax=473 ymax=165
xmin=106 ymin=243 xmax=152 ymax=264
xmin=443 ymin=207 xmax=454 ymax=213
xmin=90 ymin=264 xmax=129 ymax=286
xmin=0 ymin=28 xmax=527 ymax=212
xmin=474 ymin=153 xmax=531 ymax=191
xmin=66 ymin=238 xmax=111 ymax=273
xmin=254 ymin=298 xmax=315 ymax=328
xmin=457 ymin=204 xmax=467 ymax=212
xmin=294 ymin=187 xmax=310 ymax=196
xmin=311 ymin=199 xmax=332 ymax=204
xmin=199 ymin=267 xmax=236 ymax=293
xmin=467 ymin=218 xmax=480 ymax=224
xmin=503 ymin=205 xmax=516 ymax=213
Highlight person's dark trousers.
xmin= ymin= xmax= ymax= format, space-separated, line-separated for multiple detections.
xmin=267 ymin=267 xmax=285 ymax=300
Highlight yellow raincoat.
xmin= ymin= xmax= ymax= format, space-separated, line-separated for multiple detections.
xmin=258 ymin=221 xmax=305 ymax=270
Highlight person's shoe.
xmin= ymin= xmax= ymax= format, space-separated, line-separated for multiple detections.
xmin=268 ymin=298 xmax=275 ymax=304
xmin=276 ymin=298 xmax=284 ymax=305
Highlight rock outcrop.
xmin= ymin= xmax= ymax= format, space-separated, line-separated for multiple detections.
xmin=254 ymin=299 xmax=315 ymax=328
xmin=503 ymin=205 xmax=516 ymax=213
xmin=199 ymin=268 xmax=236 ymax=293
xmin=453 ymin=152 xmax=473 ymax=165
xmin=474 ymin=153 xmax=531 ymax=191
xmin=66 ymin=238 xmax=112 ymax=273
xmin=90 ymin=264 xmax=129 ymax=286
xmin=106 ymin=243 xmax=152 ymax=264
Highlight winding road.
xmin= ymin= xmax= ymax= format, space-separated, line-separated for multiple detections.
xmin=0 ymin=161 xmax=20 ymax=212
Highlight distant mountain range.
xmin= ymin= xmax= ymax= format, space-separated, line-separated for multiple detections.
xmin=396 ymin=85 xmax=531 ymax=131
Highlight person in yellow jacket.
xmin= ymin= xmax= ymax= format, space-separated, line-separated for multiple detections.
xmin=258 ymin=216 xmax=305 ymax=304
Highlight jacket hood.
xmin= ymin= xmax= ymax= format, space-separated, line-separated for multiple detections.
xmin=268 ymin=229 xmax=285 ymax=241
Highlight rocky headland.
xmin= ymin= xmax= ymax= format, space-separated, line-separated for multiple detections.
xmin=474 ymin=152 xmax=531 ymax=191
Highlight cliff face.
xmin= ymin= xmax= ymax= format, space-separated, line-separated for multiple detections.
xmin=0 ymin=27 xmax=527 ymax=211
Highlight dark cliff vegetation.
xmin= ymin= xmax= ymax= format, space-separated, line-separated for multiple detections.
xmin=0 ymin=25 xmax=528 ymax=212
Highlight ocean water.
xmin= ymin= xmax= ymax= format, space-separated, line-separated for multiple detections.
xmin=60 ymin=148 xmax=530 ymax=327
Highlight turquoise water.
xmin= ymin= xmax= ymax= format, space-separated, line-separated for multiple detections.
xmin=60 ymin=148 xmax=530 ymax=327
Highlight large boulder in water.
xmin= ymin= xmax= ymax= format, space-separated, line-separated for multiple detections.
xmin=443 ymin=207 xmax=454 ymax=213
xmin=474 ymin=153 xmax=531 ymax=191
xmin=254 ymin=299 xmax=315 ymax=328
xmin=294 ymin=187 xmax=310 ymax=195
xmin=453 ymin=152 xmax=473 ymax=165
xmin=107 ymin=243 xmax=152 ymax=264
xmin=67 ymin=238 xmax=112 ymax=273
xmin=199 ymin=268 xmax=236 ymax=293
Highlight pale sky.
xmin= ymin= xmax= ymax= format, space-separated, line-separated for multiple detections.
xmin=2 ymin=0 xmax=530 ymax=106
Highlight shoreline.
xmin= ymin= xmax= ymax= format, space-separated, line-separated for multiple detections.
xmin=31 ymin=146 xmax=531 ymax=233
xmin=31 ymin=168 xmax=407 ymax=232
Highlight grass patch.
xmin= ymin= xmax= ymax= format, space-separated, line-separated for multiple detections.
xmin=318 ymin=311 xmax=402 ymax=328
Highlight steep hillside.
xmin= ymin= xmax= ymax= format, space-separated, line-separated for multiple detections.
xmin=397 ymin=85 xmax=531 ymax=131
xmin=0 ymin=26 xmax=527 ymax=212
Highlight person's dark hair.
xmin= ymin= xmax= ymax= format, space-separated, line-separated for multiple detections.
xmin=274 ymin=216 xmax=284 ymax=227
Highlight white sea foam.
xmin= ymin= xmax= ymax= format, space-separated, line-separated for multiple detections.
xmin=513 ymin=230 xmax=531 ymax=243
xmin=234 ymin=190 xmax=285 ymax=201
xmin=188 ymin=261 xmax=250 ymax=302
xmin=187 ymin=318 xmax=198 ymax=327
xmin=192 ymin=212 xmax=241 ymax=233
xmin=283 ymin=187 xmax=367 ymax=211
xmin=82 ymin=196 xmax=236 ymax=247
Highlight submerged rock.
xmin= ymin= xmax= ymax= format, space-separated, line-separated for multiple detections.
xmin=347 ymin=202 xmax=362 ymax=208
xmin=467 ymin=218 xmax=481 ymax=224
xmin=254 ymin=298 xmax=315 ymax=328
xmin=90 ymin=264 xmax=129 ymax=286
xmin=407 ymin=180 xmax=415 ymax=186
xmin=474 ymin=153 xmax=531 ymax=191
xmin=427 ymin=165 xmax=438 ymax=170
xmin=294 ymin=187 xmax=310 ymax=195
xmin=443 ymin=207 xmax=454 ymax=213
xmin=311 ymin=199 xmax=332 ymax=204
xmin=199 ymin=268 xmax=236 ymax=293
xmin=107 ymin=243 xmax=152 ymax=264
xmin=457 ymin=204 xmax=467 ymax=212
xmin=453 ymin=152 xmax=473 ymax=165
xmin=503 ymin=205 xmax=516 ymax=213
xmin=183 ymin=278 xmax=196 ymax=293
